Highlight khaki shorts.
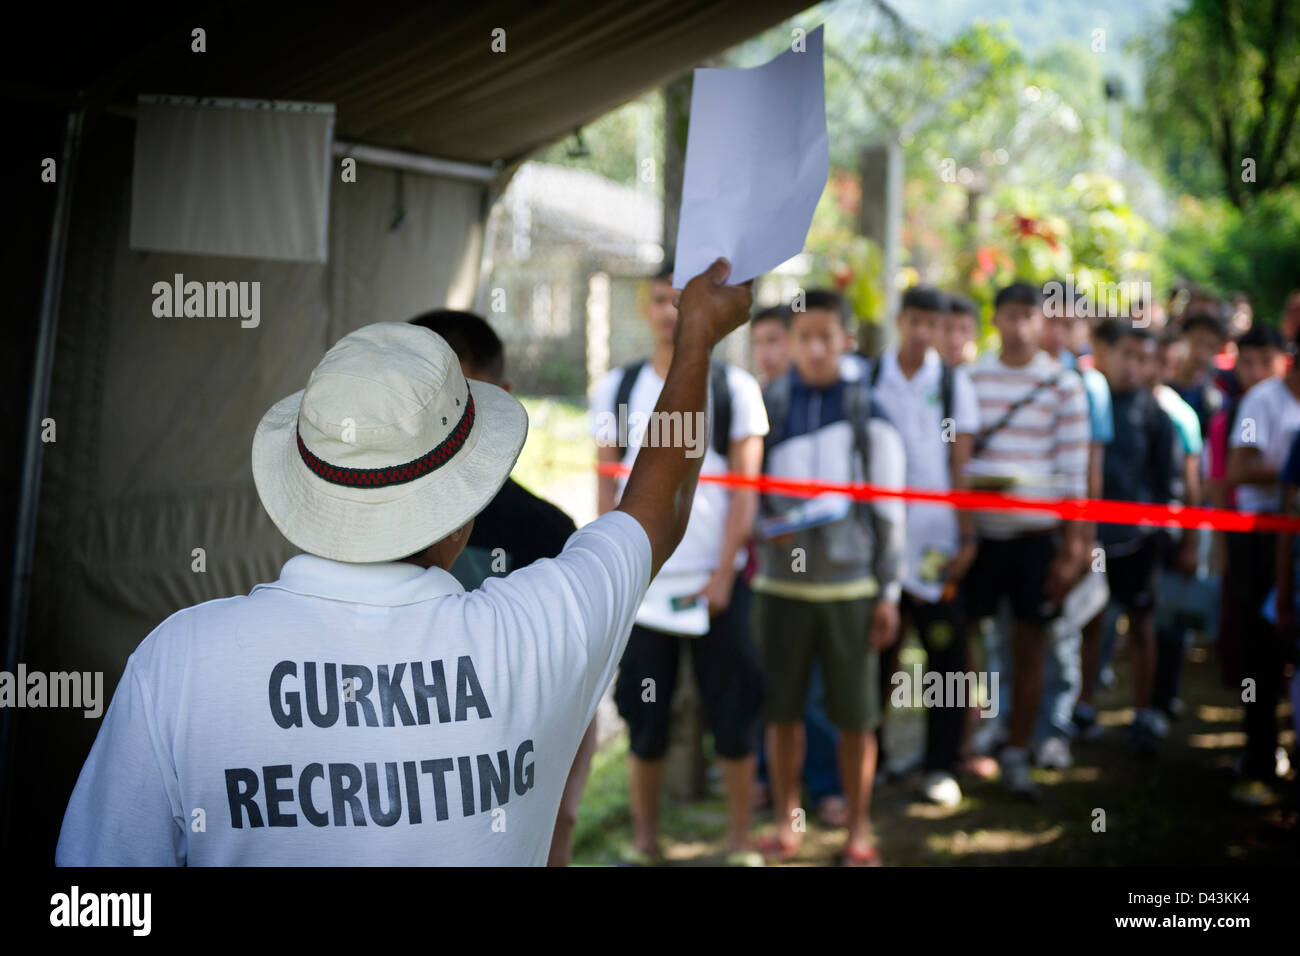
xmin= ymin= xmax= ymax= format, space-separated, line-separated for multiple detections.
xmin=753 ymin=591 xmax=880 ymax=732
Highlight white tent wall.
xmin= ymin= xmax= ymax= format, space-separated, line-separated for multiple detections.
xmin=13 ymin=115 xmax=488 ymax=853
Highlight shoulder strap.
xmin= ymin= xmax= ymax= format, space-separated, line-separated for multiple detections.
xmin=940 ymin=362 xmax=954 ymax=424
xmin=973 ymin=370 xmax=1064 ymax=455
xmin=613 ymin=359 xmax=645 ymax=418
xmin=710 ymin=361 xmax=732 ymax=459
xmin=844 ymin=380 xmax=873 ymax=502
xmin=759 ymin=375 xmax=793 ymax=516
xmin=761 ymin=374 xmax=792 ymax=461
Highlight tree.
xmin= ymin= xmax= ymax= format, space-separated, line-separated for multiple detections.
xmin=1138 ymin=0 xmax=1300 ymax=207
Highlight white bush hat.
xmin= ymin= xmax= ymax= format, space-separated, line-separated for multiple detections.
xmin=252 ymin=322 xmax=528 ymax=563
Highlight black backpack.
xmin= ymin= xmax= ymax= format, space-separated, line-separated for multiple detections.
xmin=613 ymin=359 xmax=732 ymax=459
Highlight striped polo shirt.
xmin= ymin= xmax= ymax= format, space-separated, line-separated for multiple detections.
xmin=966 ymin=349 xmax=1090 ymax=539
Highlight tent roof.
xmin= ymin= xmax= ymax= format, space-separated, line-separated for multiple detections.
xmin=6 ymin=0 xmax=808 ymax=165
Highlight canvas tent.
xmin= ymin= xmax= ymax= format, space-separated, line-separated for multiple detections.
xmin=1 ymin=0 xmax=808 ymax=858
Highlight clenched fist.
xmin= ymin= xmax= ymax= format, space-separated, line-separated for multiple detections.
xmin=674 ymin=258 xmax=753 ymax=349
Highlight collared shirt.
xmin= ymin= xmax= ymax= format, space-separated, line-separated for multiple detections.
xmin=871 ymin=347 xmax=980 ymax=602
xmin=55 ymin=511 xmax=651 ymax=866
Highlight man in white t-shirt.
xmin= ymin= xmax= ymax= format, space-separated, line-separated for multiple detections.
xmin=54 ymin=258 xmax=753 ymax=866
xmin=1226 ymin=331 xmax=1300 ymax=796
xmin=590 ymin=266 xmax=768 ymax=866
xmin=869 ymin=285 xmax=979 ymax=808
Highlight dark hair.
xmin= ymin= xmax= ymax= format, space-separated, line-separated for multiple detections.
xmin=994 ymin=281 xmax=1043 ymax=310
xmin=900 ymin=284 xmax=947 ymax=313
xmin=1181 ymin=310 xmax=1227 ymax=341
xmin=651 ymin=264 xmax=674 ymax=284
xmin=408 ymin=309 xmax=505 ymax=381
xmin=795 ymin=288 xmax=852 ymax=329
xmin=946 ymin=292 xmax=978 ymax=317
xmin=1121 ymin=325 xmax=1156 ymax=345
xmin=752 ymin=304 xmax=792 ymax=329
xmin=1093 ymin=317 xmax=1124 ymax=347
xmin=1237 ymin=324 xmax=1284 ymax=352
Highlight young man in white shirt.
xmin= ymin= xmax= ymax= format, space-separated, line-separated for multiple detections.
xmin=870 ymin=286 xmax=979 ymax=807
xmin=54 ymin=258 xmax=753 ymax=866
xmin=591 ymin=267 xmax=769 ymax=866
xmin=1226 ymin=327 xmax=1300 ymax=802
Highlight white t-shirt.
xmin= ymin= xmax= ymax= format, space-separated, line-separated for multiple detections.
xmin=55 ymin=511 xmax=652 ymax=866
xmin=871 ymin=348 xmax=980 ymax=602
xmin=1230 ymin=376 xmax=1300 ymax=513
xmin=590 ymin=361 xmax=769 ymax=582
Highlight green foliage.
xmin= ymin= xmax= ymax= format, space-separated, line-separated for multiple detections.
xmin=532 ymin=94 xmax=662 ymax=188
xmin=1162 ymin=188 xmax=1300 ymax=323
xmin=1135 ymin=0 xmax=1300 ymax=206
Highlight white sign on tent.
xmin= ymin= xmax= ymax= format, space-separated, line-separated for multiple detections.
xmin=130 ymin=95 xmax=335 ymax=264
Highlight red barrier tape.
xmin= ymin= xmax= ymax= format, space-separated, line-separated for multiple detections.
xmin=596 ymin=462 xmax=1300 ymax=534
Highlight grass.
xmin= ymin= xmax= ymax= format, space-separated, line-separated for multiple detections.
xmin=569 ymin=642 xmax=1298 ymax=866
xmin=512 ymin=395 xmax=593 ymax=498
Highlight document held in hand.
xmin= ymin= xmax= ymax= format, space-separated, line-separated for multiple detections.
xmin=672 ymin=25 xmax=830 ymax=285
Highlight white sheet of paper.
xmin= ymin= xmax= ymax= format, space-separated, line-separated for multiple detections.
xmin=673 ymin=25 xmax=829 ymax=285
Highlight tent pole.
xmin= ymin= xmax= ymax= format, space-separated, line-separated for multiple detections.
xmin=332 ymin=140 xmax=498 ymax=183
xmin=1 ymin=106 xmax=84 ymax=818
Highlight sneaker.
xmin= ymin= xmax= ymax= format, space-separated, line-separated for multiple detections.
xmin=1124 ymin=714 xmax=1158 ymax=757
xmin=923 ymin=771 xmax=963 ymax=808
xmin=999 ymin=747 xmax=1038 ymax=799
xmin=1147 ymin=709 xmax=1171 ymax=740
xmin=1035 ymin=736 xmax=1073 ymax=769
xmin=1072 ymin=702 xmax=1104 ymax=742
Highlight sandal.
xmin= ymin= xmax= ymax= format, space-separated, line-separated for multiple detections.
xmin=839 ymin=843 xmax=882 ymax=867
xmin=817 ymin=795 xmax=849 ymax=829
xmin=756 ymin=831 xmax=801 ymax=861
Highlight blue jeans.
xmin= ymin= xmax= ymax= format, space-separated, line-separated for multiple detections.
xmin=980 ymin=603 xmax=1080 ymax=746
xmin=1036 ymin=617 xmax=1082 ymax=743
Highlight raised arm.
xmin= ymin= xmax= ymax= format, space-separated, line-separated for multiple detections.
xmin=616 ymin=259 xmax=752 ymax=577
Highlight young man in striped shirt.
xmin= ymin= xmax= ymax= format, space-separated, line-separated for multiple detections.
xmin=963 ymin=282 xmax=1092 ymax=797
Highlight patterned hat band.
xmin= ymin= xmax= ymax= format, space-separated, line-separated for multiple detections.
xmin=296 ymin=388 xmax=475 ymax=488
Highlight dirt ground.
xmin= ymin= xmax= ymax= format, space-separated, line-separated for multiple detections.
xmin=571 ymin=643 xmax=1299 ymax=866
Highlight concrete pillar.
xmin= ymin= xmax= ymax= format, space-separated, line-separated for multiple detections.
xmin=858 ymin=141 xmax=903 ymax=357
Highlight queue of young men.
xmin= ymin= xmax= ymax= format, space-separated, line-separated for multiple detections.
xmin=588 ymin=269 xmax=1299 ymax=860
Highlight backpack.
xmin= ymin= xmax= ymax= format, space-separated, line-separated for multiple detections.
xmin=613 ymin=359 xmax=732 ymax=459
xmin=760 ymin=374 xmax=885 ymax=551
